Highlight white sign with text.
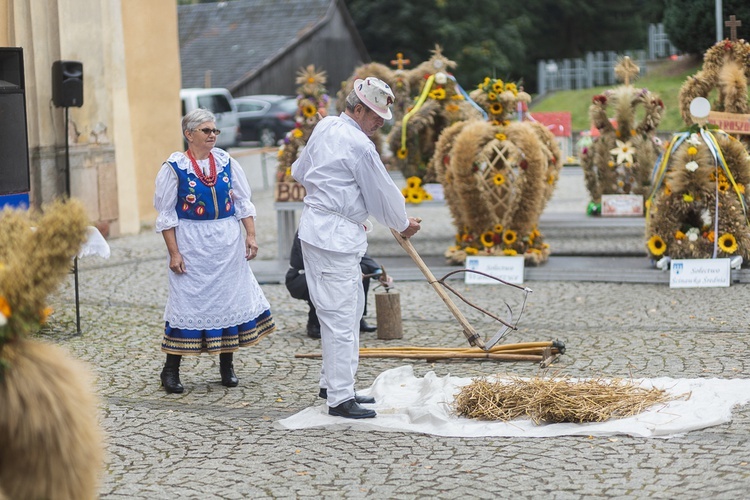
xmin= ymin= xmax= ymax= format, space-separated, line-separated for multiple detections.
xmin=465 ymin=256 xmax=524 ymax=284
xmin=601 ymin=194 xmax=644 ymax=217
xmin=669 ymin=258 xmax=730 ymax=288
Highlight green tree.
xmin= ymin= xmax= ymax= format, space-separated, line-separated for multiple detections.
xmin=345 ymin=0 xmax=662 ymax=93
xmin=664 ymin=0 xmax=750 ymax=54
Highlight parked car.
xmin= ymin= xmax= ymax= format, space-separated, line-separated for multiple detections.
xmin=180 ymin=88 xmax=241 ymax=149
xmin=235 ymin=95 xmax=297 ymax=146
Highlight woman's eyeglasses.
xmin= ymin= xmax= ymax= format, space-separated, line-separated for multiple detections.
xmin=194 ymin=128 xmax=221 ymax=135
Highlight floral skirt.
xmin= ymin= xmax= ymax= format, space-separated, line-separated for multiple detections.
xmin=161 ymin=309 xmax=275 ymax=355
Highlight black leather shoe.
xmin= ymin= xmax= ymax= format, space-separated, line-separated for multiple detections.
xmin=307 ymin=322 xmax=321 ymax=339
xmin=160 ymin=367 xmax=185 ymax=394
xmin=328 ymin=399 xmax=376 ymax=419
xmin=359 ymin=318 xmax=376 ymax=333
xmin=160 ymin=354 xmax=184 ymax=394
xmin=319 ymin=388 xmax=375 ymax=404
xmin=219 ymin=353 xmax=239 ymax=387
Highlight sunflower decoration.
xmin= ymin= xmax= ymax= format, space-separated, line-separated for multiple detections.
xmin=644 ymin=34 xmax=750 ymax=263
xmin=387 ymin=45 xmax=483 ymax=182
xmin=646 ymin=235 xmax=667 ymax=257
xmin=276 ymin=65 xmax=331 ymax=188
xmin=718 ymin=233 xmax=738 ymax=254
xmin=438 ymin=74 xmax=562 ymax=267
xmin=402 ymin=175 xmax=433 ymax=204
xmin=580 ymin=57 xmax=665 ymax=210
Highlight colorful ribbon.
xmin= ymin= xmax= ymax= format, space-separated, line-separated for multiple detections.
xmin=400 ymin=74 xmax=435 ymax=152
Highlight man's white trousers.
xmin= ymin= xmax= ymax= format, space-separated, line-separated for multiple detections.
xmin=300 ymin=241 xmax=365 ymax=406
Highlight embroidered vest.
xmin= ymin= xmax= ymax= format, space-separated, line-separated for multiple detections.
xmin=169 ymin=155 xmax=236 ymax=220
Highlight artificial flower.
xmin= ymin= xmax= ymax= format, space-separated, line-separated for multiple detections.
xmin=492 ymin=81 xmax=504 ymax=93
xmin=609 ymin=140 xmax=634 ymax=165
xmin=429 ymin=88 xmax=446 ymax=100
xmin=685 ymin=161 xmax=699 ymax=172
xmin=503 ymin=229 xmax=517 ymax=245
xmin=503 ymin=248 xmax=518 ymax=256
xmin=647 ymin=235 xmax=667 ymax=256
xmin=675 ymin=230 xmax=686 ymax=240
xmin=494 ymin=224 xmax=504 ymax=234
xmin=446 ymin=104 xmax=460 ymax=112
xmin=687 ymin=146 xmax=698 ymax=156
xmin=488 ymin=92 xmax=497 ymax=101
xmin=302 ymin=104 xmax=317 ymax=118
xmin=292 ymin=128 xmax=303 ymax=138
xmin=495 ymin=133 xmax=507 ymax=141
xmin=285 ymin=167 xmax=291 ymax=177
xmin=683 ymin=193 xmax=694 ymax=202
xmin=493 ymin=173 xmax=505 ymax=186
xmin=505 ymin=83 xmax=518 ymax=95
xmin=435 ymin=72 xmax=448 ymax=84
xmin=718 ymin=233 xmax=738 ymax=254
xmin=686 ymin=133 xmax=702 ymax=146
xmin=0 ymin=296 xmax=11 ymax=319
xmin=686 ymin=228 xmax=700 ymax=241
xmin=718 ymin=181 xmax=730 ymax=192
xmin=701 ymin=210 xmax=712 ymax=227
xmin=592 ymin=95 xmax=607 ymax=104
xmin=40 ymin=306 xmax=53 ymax=324
xmin=490 ymin=103 xmax=503 ymax=115
xmin=480 ymin=231 xmax=495 ymax=248
xmin=465 ymin=247 xmax=479 ymax=255
xmin=406 ymin=176 xmax=421 ymax=189
xmin=397 ymin=148 xmax=408 ymax=159
xmin=664 ymin=184 xmax=672 ymax=195
xmin=407 ymin=189 xmax=423 ymax=204
xmin=706 ymin=231 xmax=715 ymax=243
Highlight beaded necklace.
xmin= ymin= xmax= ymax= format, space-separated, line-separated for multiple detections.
xmin=186 ymin=149 xmax=217 ymax=187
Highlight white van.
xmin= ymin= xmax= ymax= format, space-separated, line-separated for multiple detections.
xmin=180 ymin=88 xmax=241 ymax=149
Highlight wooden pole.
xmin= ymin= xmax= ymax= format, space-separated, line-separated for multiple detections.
xmin=390 ymin=229 xmax=485 ymax=349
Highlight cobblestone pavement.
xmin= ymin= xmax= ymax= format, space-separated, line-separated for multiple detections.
xmin=42 ymin=153 xmax=750 ymax=499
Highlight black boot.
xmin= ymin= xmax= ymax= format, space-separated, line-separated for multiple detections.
xmin=220 ymin=352 xmax=239 ymax=387
xmin=160 ymin=354 xmax=184 ymax=394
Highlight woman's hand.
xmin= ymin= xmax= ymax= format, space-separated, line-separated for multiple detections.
xmin=245 ymin=235 xmax=258 ymax=260
xmin=169 ymin=253 xmax=186 ymax=274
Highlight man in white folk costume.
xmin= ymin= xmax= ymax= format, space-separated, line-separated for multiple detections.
xmin=292 ymin=77 xmax=421 ymax=419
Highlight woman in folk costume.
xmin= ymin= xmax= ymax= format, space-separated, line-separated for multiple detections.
xmin=153 ymin=108 xmax=275 ymax=393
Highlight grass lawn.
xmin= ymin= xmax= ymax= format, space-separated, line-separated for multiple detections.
xmin=529 ymin=56 xmax=705 ymax=133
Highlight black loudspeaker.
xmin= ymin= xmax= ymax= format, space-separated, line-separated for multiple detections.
xmin=52 ymin=60 xmax=83 ymax=107
xmin=0 ymin=47 xmax=30 ymax=195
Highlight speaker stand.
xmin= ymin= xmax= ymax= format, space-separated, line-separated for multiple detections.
xmin=64 ymin=106 xmax=82 ymax=336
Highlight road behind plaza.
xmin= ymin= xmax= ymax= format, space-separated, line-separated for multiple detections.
xmin=47 ymin=150 xmax=750 ymax=499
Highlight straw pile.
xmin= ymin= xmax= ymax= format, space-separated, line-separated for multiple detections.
xmin=453 ymin=375 xmax=680 ymax=424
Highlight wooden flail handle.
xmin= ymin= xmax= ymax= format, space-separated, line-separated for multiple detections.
xmin=391 ymin=228 xmax=485 ymax=349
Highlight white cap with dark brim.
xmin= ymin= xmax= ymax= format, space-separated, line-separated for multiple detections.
xmin=354 ymin=77 xmax=395 ymax=120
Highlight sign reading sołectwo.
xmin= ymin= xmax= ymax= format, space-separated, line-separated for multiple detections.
xmin=465 ymin=256 xmax=524 ymax=284
xmin=669 ymin=258 xmax=730 ymax=288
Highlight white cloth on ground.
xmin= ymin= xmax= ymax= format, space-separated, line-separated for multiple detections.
xmin=277 ymin=365 xmax=750 ymax=438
